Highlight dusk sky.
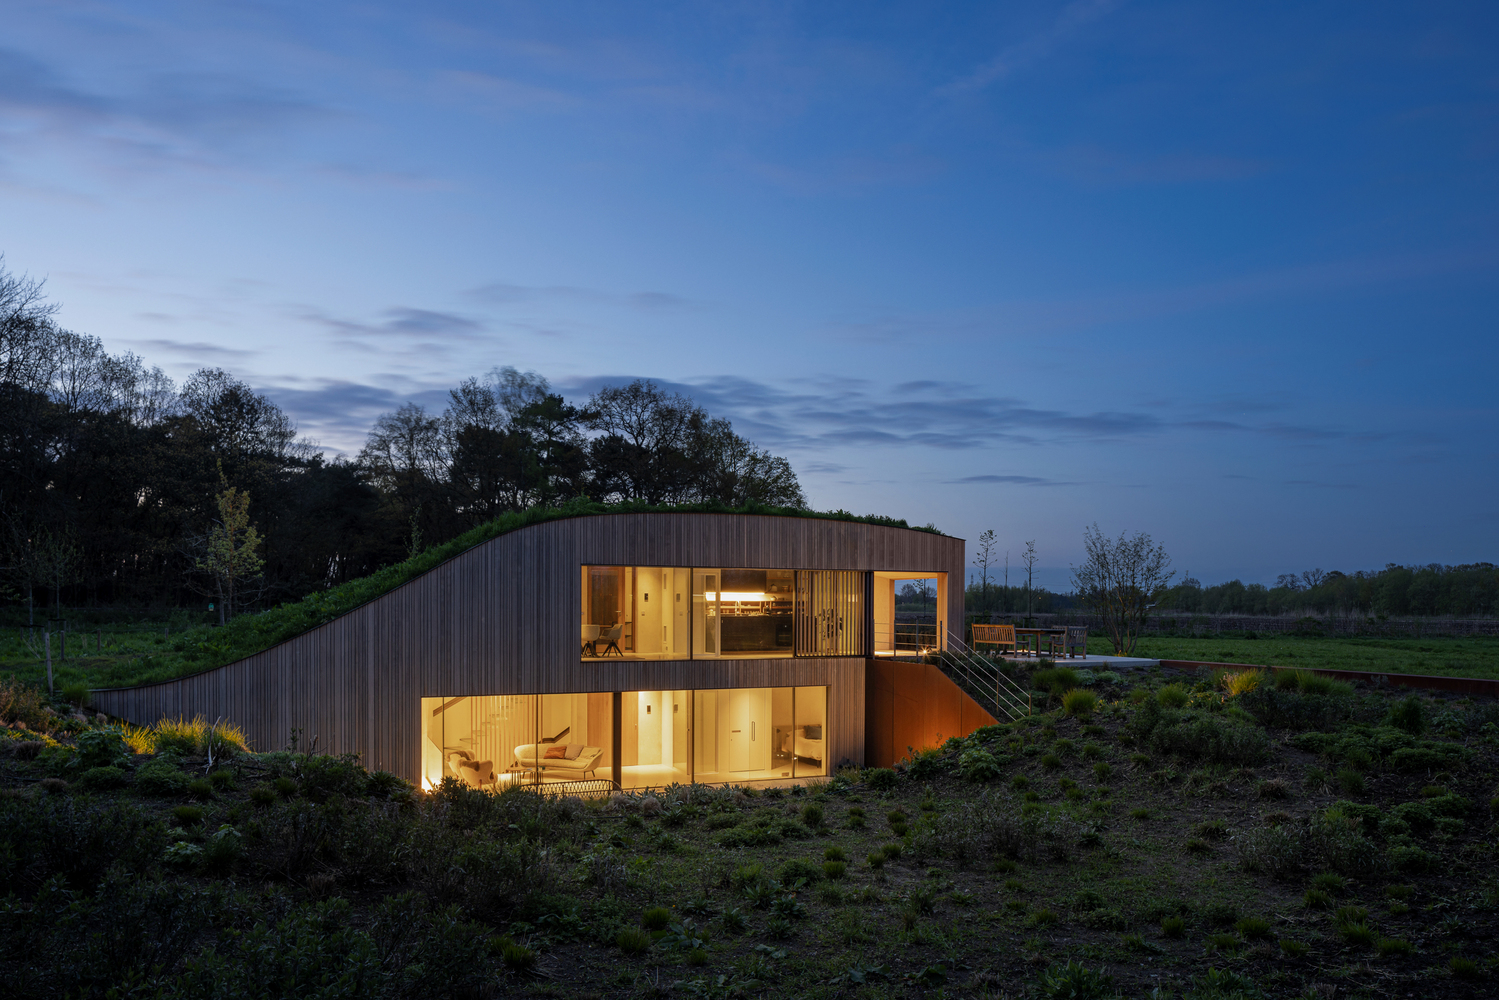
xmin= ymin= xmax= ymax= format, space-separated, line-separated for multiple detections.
xmin=3 ymin=1 xmax=1496 ymax=589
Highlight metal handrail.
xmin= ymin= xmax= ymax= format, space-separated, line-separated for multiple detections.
xmin=935 ymin=631 xmax=1032 ymax=721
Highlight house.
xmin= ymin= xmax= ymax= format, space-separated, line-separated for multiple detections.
xmin=92 ymin=511 xmax=999 ymax=790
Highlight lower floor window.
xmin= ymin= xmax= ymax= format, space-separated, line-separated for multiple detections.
xmin=421 ymin=686 xmax=827 ymax=792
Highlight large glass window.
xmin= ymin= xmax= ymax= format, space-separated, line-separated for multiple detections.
xmin=421 ymin=686 xmax=827 ymax=791
xmin=420 ymin=692 xmax=612 ymax=792
xmin=694 ymin=568 xmax=794 ymax=659
xmin=581 ymin=566 xmax=690 ymax=660
xmin=620 ymin=689 xmax=691 ymax=790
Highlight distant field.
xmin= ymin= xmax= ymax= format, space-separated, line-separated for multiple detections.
xmin=1092 ymin=634 xmax=1499 ymax=680
xmin=6 ymin=625 xmax=1499 ymax=693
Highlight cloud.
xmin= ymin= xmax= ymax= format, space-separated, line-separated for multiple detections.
xmin=942 ymin=0 xmax=1123 ymax=94
xmin=947 ymin=474 xmax=1065 ymax=486
xmin=303 ymin=306 xmax=487 ymax=347
xmin=128 ymin=338 xmax=258 ymax=361
xmin=467 ymin=281 xmax=693 ymax=311
xmin=0 ymin=47 xmax=331 ymax=173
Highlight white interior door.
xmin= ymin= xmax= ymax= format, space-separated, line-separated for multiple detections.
xmin=726 ymin=689 xmax=749 ymax=771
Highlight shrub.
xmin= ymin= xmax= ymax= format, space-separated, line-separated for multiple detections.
xmin=1037 ymin=961 xmax=1112 ymax=1000
xmin=800 ymin=802 xmax=823 ymax=828
xmin=152 ymin=717 xmax=249 ymax=758
xmin=959 ymin=748 xmax=1004 ymax=782
xmin=1157 ymin=684 xmax=1190 ymax=708
xmin=1386 ymin=696 xmax=1427 ymax=735
xmin=72 ymin=728 xmax=132 ymax=771
xmin=1336 ymin=768 xmax=1366 ymax=795
xmin=201 ymin=823 xmax=243 ymax=873
xmin=1450 ymin=957 xmax=1481 ymax=980
xmin=1386 ymin=837 xmax=1438 ymax=873
xmin=1221 ymin=669 xmax=1264 ymax=697
xmin=187 ymin=778 xmax=215 ymax=800
xmin=60 ymin=682 xmax=91 ymax=707
xmin=1149 ymin=713 xmax=1270 ymax=766
xmin=173 ymin=804 xmax=204 ymax=826
xmin=1129 ymin=808 xmax=1151 ymax=820
xmin=134 ymin=759 xmax=190 ymax=797
xmin=1280 ymin=938 xmax=1309 ymax=958
xmin=1161 ymin=916 xmax=1185 ymax=938
xmin=822 ymin=860 xmax=847 ymax=880
xmin=1033 ymin=668 xmax=1081 ymax=697
xmin=1206 ymin=932 xmax=1241 ymax=953
xmin=1304 ymin=889 xmax=1333 ymax=909
xmin=1257 ymin=778 xmax=1288 ymax=799
xmin=824 ymin=845 xmax=845 ymax=862
xmin=1310 ymin=872 xmax=1345 ymax=893
xmin=864 ymin=767 xmax=898 ymax=791
xmin=501 ymin=941 xmax=537 ymax=972
xmin=1235 ymin=917 xmax=1272 ymax=940
xmin=617 ymin=928 xmax=651 ymax=954
xmin=778 ymin=858 xmax=824 ymax=885
xmin=1377 ymin=937 xmax=1414 ymax=957
xmin=1040 ymin=753 xmax=1062 ymax=770
xmin=274 ymin=776 xmax=298 ymax=797
xmin=209 ymin=769 xmax=236 ymax=790
xmin=866 ymin=851 xmax=885 ymax=870
xmin=641 ymin=906 xmax=673 ymax=930
xmin=918 ymin=789 xmax=1084 ymax=867
xmin=1339 ymin=922 xmax=1377 ymax=946
xmin=1093 ymin=762 xmax=1112 ymax=783
xmin=75 ymin=765 xmax=129 ymax=791
xmin=1062 ymin=689 xmax=1097 ymax=717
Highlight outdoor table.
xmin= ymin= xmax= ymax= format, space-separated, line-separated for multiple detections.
xmin=1013 ymin=627 xmax=1066 ymax=657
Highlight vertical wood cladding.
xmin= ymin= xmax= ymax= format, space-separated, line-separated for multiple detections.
xmin=92 ymin=514 xmax=962 ymax=781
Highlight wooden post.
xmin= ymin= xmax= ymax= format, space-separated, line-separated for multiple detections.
xmin=44 ymin=631 xmax=53 ymax=695
xmin=611 ymin=692 xmax=623 ymax=790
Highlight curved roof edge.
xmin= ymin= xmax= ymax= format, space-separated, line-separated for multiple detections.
xmin=94 ymin=503 xmax=950 ymax=692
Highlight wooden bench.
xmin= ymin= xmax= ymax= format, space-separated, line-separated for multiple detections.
xmin=971 ymin=623 xmax=1018 ymax=655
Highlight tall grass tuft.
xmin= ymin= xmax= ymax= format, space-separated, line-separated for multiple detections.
xmin=1156 ymin=684 xmax=1190 ymax=708
xmin=152 ymin=717 xmax=249 ymax=757
xmin=1221 ymin=669 xmax=1265 ymax=697
xmin=1061 ymin=689 xmax=1098 ymax=717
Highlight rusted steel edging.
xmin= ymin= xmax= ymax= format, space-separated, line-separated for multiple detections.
xmin=1158 ymin=660 xmax=1499 ymax=698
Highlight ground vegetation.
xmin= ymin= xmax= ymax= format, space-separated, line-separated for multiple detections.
xmin=2 ymin=667 xmax=1495 ymax=998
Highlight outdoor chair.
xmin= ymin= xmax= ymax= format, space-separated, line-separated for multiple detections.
xmin=971 ymin=623 xmax=1017 ymax=656
xmin=1063 ymin=625 xmax=1087 ymax=659
xmin=599 ymin=624 xmax=623 ymax=656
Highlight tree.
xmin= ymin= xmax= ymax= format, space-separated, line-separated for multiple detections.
xmin=972 ymin=529 xmax=997 ymax=615
xmin=1022 ymin=540 xmax=1038 ymax=622
xmin=1071 ymin=524 xmax=1174 ymax=656
xmin=197 ymin=481 xmax=265 ymax=624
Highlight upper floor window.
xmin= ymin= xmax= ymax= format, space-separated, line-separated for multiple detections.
xmin=581 ymin=566 xmax=862 ymax=660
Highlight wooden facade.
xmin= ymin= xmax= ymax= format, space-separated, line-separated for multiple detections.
xmin=92 ymin=513 xmax=966 ymax=783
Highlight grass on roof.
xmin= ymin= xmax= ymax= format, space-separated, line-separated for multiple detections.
xmin=82 ymin=499 xmax=939 ymax=690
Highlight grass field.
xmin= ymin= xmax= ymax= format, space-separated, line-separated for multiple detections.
xmin=5 ymin=625 xmax=1499 ymax=697
xmin=1089 ymin=635 xmax=1499 ymax=680
xmin=3 ymin=668 xmax=1496 ymax=998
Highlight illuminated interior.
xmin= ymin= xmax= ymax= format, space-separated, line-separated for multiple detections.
xmin=420 ymin=685 xmax=827 ymax=791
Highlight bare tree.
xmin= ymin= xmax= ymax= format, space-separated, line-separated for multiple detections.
xmin=1022 ymin=540 xmax=1038 ymax=622
xmin=1071 ymin=524 xmax=1174 ymax=656
xmin=972 ymin=529 xmax=997 ymax=616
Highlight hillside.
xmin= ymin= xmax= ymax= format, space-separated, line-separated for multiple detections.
xmin=1 ymin=664 xmax=1495 ymax=998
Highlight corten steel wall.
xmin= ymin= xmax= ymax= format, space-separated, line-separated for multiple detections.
xmin=92 ymin=513 xmax=964 ymax=781
xmin=864 ymin=659 xmax=998 ymax=769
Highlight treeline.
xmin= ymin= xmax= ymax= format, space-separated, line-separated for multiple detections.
xmin=963 ymin=581 xmax=1067 ymax=616
xmin=1158 ymin=564 xmax=1499 ymax=619
xmin=0 ymin=257 xmax=803 ymax=620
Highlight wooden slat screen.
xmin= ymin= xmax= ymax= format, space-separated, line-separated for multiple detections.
xmin=795 ymin=570 xmax=865 ymax=657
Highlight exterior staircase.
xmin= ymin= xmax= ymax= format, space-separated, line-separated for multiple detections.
xmin=926 ymin=632 xmax=1031 ymax=722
